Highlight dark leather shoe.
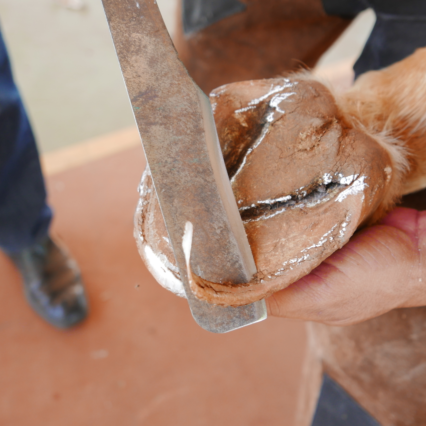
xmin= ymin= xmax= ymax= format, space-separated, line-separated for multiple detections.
xmin=8 ymin=237 xmax=88 ymax=329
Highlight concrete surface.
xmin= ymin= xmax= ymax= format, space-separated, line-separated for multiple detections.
xmin=0 ymin=144 xmax=307 ymax=426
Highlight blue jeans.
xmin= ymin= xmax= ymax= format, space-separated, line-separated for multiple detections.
xmin=322 ymin=0 xmax=426 ymax=78
xmin=0 ymin=30 xmax=52 ymax=253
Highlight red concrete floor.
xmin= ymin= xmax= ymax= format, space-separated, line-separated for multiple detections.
xmin=0 ymin=146 xmax=307 ymax=426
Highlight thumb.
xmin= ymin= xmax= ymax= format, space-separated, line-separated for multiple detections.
xmin=266 ymin=208 xmax=425 ymax=326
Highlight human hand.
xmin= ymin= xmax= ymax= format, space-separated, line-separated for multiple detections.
xmin=266 ymin=208 xmax=426 ymax=326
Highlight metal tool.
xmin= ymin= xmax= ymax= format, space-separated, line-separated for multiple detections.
xmin=101 ymin=0 xmax=267 ymax=333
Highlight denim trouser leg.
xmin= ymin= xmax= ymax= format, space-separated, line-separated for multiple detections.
xmin=0 ymin=30 xmax=52 ymax=253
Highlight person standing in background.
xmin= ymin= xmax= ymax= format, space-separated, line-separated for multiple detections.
xmin=0 ymin=29 xmax=88 ymax=328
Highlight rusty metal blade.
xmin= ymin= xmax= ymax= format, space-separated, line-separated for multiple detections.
xmin=101 ymin=0 xmax=267 ymax=332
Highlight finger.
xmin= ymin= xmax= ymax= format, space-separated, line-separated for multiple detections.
xmin=266 ymin=222 xmax=419 ymax=325
xmin=379 ymin=207 xmax=418 ymax=241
